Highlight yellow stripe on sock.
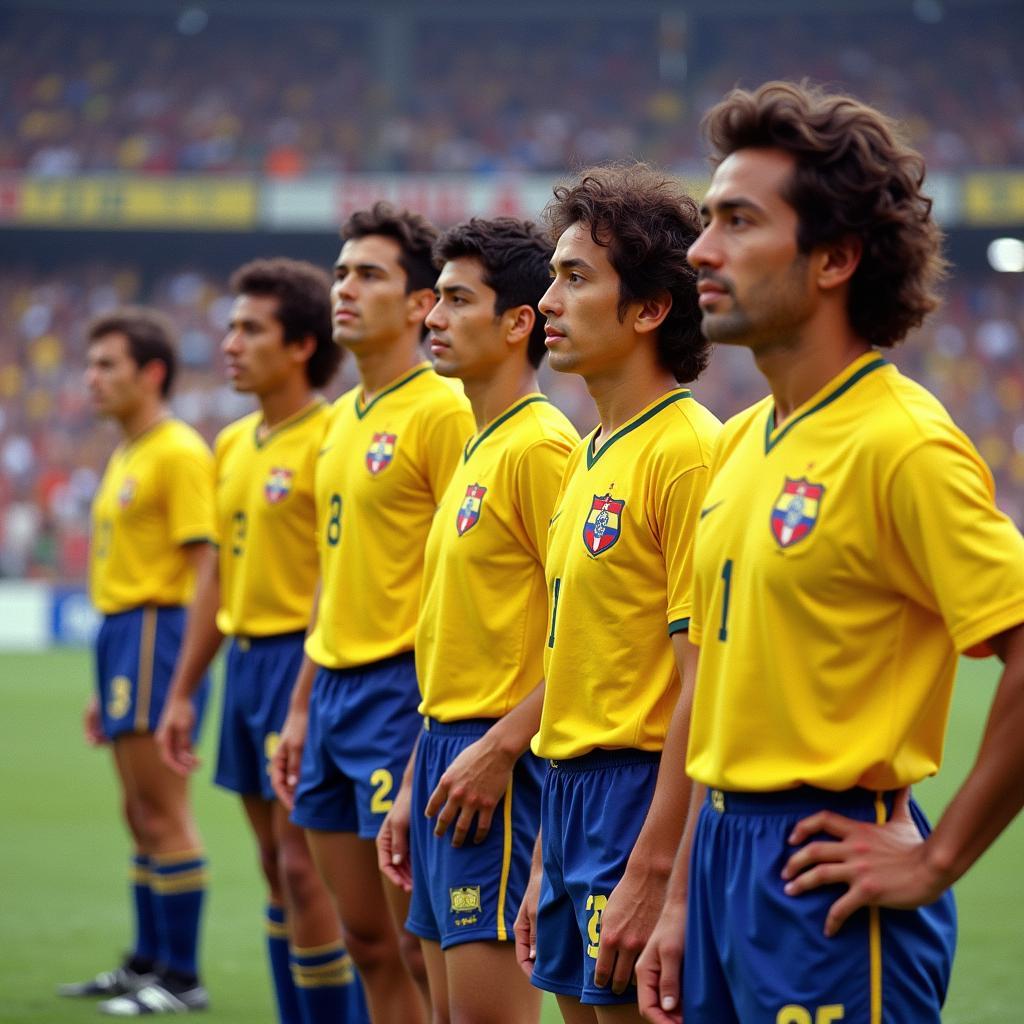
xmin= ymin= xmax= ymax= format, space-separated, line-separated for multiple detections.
xmin=150 ymin=868 xmax=209 ymax=894
xmin=289 ymin=938 xmax=344 ymax=958
xmin=495 ymin=777 xmax=514 ymax=941
xmin=151 ymin=848 xmax=204 ymax=867
xmin=266 ymin=919 xmax=289 ymax=939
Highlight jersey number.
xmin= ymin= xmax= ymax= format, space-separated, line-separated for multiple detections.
xmin=777 ymin=1007 xmax=845 ymax=1024
xmin=231 ymin=510 xmax=247 ymax=556
xmin=95 ymin=518 xmax=113 ymax=559
xmin=718 ymin=558 xmax=733 ymax=642
xmin=585 ymin=894 xmax=608 ymax=959
xmin=370 ymin=768 xmax=394 ymax=813
xmin=326 ymin=493 xmax=342 ymax=547
xmin=547 ymin=577 xmax=561 ymax=649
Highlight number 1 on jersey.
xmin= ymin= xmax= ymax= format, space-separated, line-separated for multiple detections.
xmin=718 ymin=558 xmax=733 ymax=642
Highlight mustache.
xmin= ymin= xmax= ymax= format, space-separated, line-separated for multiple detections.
xmin=697 ymin=271 xmax=733 ymax=293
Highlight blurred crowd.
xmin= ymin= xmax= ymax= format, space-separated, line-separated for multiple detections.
xmin=1 ymin=262 xmax=1021 ymax=581
xmin=1 ymin=5 xmax=1022 ymax=177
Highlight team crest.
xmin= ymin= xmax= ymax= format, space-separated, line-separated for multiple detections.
xmin=770 ymin=477 xmax=825 ymax=548
xmin=366 ymin=432 xmax=397 ymax=474
xmin=450 ymin=886 xmax=482 ymax=913
xmin=118 ymin=477 xmax=137 ymax=508
xmin=264 ymin=467 xmax=293 ymax=504
xmin=456 ymin=483 xmax=487 ymax=536
xmin=582 ymin=493 xmax=625 ymax=556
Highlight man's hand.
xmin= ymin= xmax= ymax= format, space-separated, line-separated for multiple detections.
xmin=636 ymin=897 xmax=686 ymax=1024
xmin=781 ymin=787 xmax=947 ymax=937
xmin=83 ymin=695 xmax=107 ymax=747
xmin=424 ymin=734 xmax=515 ymax=848
xmin=514 ymin=840 xmax=543 ymax=979
xmin=377 ymin=775 xmax=414 ymax=892
xmin=593 ymin=859 xmax=670 ymax=996
xmin=271 ymin=708 xmax=308 ymax=810
xmin=155 ymin=695 xmax=199 ymax=775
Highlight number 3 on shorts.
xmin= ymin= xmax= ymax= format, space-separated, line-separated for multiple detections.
xmin=370 ymin=767 xmax=394 ymax=813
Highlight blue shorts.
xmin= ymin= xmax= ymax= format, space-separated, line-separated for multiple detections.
xmin=291 ymin=652 xmax=421 ymax=839
xmin=405 ymin=718 xmax=544 ymax=949
xmin=95 ymin=605 xmax=208 ymax=741
xmin=531 ymin=749 xmax=660 ymax=1006
xmin=684 ymin=786 xmax=957 ymax=1024
xmin=214 ymin=631 xmax=306 ymax=801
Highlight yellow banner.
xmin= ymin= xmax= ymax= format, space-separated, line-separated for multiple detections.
xmin=963 ymin=173 xmax=1024 ymax=226
xmin=16 ymin=177 xmax=257 ymax=228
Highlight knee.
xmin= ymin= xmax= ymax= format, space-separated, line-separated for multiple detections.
xmin=255 ymin=838 xmax=281 ymax=895
xmin=397 ymin=929 xmax=428 ymax=987
xmin=277 ymin=835 xmax=320 ymax=908
xmin=342 ymin=924 xmax=401 ymax=977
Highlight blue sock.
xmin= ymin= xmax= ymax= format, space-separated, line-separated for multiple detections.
xmin=266 ymin=905 xmax=302 ymax=1024
xmin=130 ymin=854 xmax=159 ymax=967
xmin=291 ymin=940 xmax=369 ymax=1024
xmin=150 ymin=850 xmax=207 ymax=980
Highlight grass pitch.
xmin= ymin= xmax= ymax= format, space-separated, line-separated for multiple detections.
xmin=2 ymin=649 xmax=1020 ymax=1023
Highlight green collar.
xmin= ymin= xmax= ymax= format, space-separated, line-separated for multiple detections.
xmin=463 ymin=394 xmax=548 ymax=463
xmin=355 ymin=364 xmax=431 ymax=420
xmin=586 ymin=389 xmax=692 ymax=469
xmin=764 ymin=355 xmax=888 ymax=454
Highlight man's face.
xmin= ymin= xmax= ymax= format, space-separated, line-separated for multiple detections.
xmin=537 ymin=222 xmax=635 ymax=379
xmin=425 ymin=257 xmax=507 ymax=383
xmin=84 ymin=332 xmax=148 ymax=420
xmin=330 ymin=235 xmax=416 ymax=352
xmin=688 ymin=147 xmax=814 ymax=352
xmin=221 ymin=294 xmax=301 ymax=397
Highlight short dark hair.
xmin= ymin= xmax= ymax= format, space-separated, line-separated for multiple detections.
xmin=702 ymin=81 xmax=946 ymax=347
xmin=229 ymin=258 xmax=340 ymax=388
xmin=543 ymin=164 xmax=708 ymax=383
xmin=341 ymin=201 xmax=438 ymax=293
xmin=433 ymin=217 xmax=553 ymax=368
xmin=87 ymin=307 xmax=178 ymax=397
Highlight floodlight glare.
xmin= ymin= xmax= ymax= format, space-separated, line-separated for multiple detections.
xmin=987 ymin=238 xmax=1024 ymax=273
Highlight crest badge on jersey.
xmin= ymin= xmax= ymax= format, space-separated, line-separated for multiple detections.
xmin=264 ymin=467 xmax=293 ymax=504
xmin=366 ymin=432 xmax=397 ymax=475
xmin=456 ymin=483 xmax=487 ymax=536
xmin=118 ymin=477 xmax=137 ymax=508
xmin=770 ymin=476 xmax=825 ymax=548
xmin=582 ymin=493 xmax=625 ymax=556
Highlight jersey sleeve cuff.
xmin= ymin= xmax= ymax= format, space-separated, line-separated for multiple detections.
xmin=667 ymin=617 xmax=690 ymax=636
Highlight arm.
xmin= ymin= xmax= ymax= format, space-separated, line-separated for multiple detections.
xmin=513 ymin=830 xmax=544 ymax=978
xmin=783 ymin=621 xmax=1024 ymax=935
xmin=636 ymin=777 xmax=706 ymax=1024
xmin=155 ymin=542 xmax=222 ymax=774
xmin=270 ymin=584 xmax=322 ymax=810
xmin=424 ymin=683 xmax=545 ymax=847
xmin=593 ymin=634 xmax=697 ymax=995
xmin=376 ymin=735 xmax=420 ymax=891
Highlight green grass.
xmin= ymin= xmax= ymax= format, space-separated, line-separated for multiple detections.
xmin=2 ymin=650 xmax=1020 ymax=1023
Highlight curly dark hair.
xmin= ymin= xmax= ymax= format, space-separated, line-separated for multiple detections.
xmin=543 ymin=164 xmax=707 ymax=383
xmin=87 ymin=307 xmax=178 ymax=397
xmin=433 ymin=217 xmax=553 ymax=368
xmin=341 ymin=201 xmax=439 ymax=293
xmin=229 ymin=258 xmax=340 ymax=389
xmin=703 ymin=81 xmax=947 ymax=347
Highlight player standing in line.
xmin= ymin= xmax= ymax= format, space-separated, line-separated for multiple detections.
xmin=61 ymin=309 xmax=215 ymax=1015
xmin=156 ymin=259 xmax=368 ymax=1024
xmin=513 ymin=166 xmax=721 ymax=1024
xmin=636 ymin=82 xmax=1024 ymax=1024
xmin=271 ymin=203 xmax=475 ymax=1023
xmin=375 ymin=217 xmax=578 ymax=1023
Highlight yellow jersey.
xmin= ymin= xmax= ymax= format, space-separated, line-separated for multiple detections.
xmin=417 ymin=394 xmax=578 ymax=721
xmin=90 ymin=418 xmax=214 ymax=614
xmin=686 ymin=352 xmax=1024 ymax=792
xmin=532 ymin=389 xmax=721 ymax=760
xmin=305 ymin=363 xmax=474 ymax=670
xmin=214 ymin=399 xmax=330 ymax=637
